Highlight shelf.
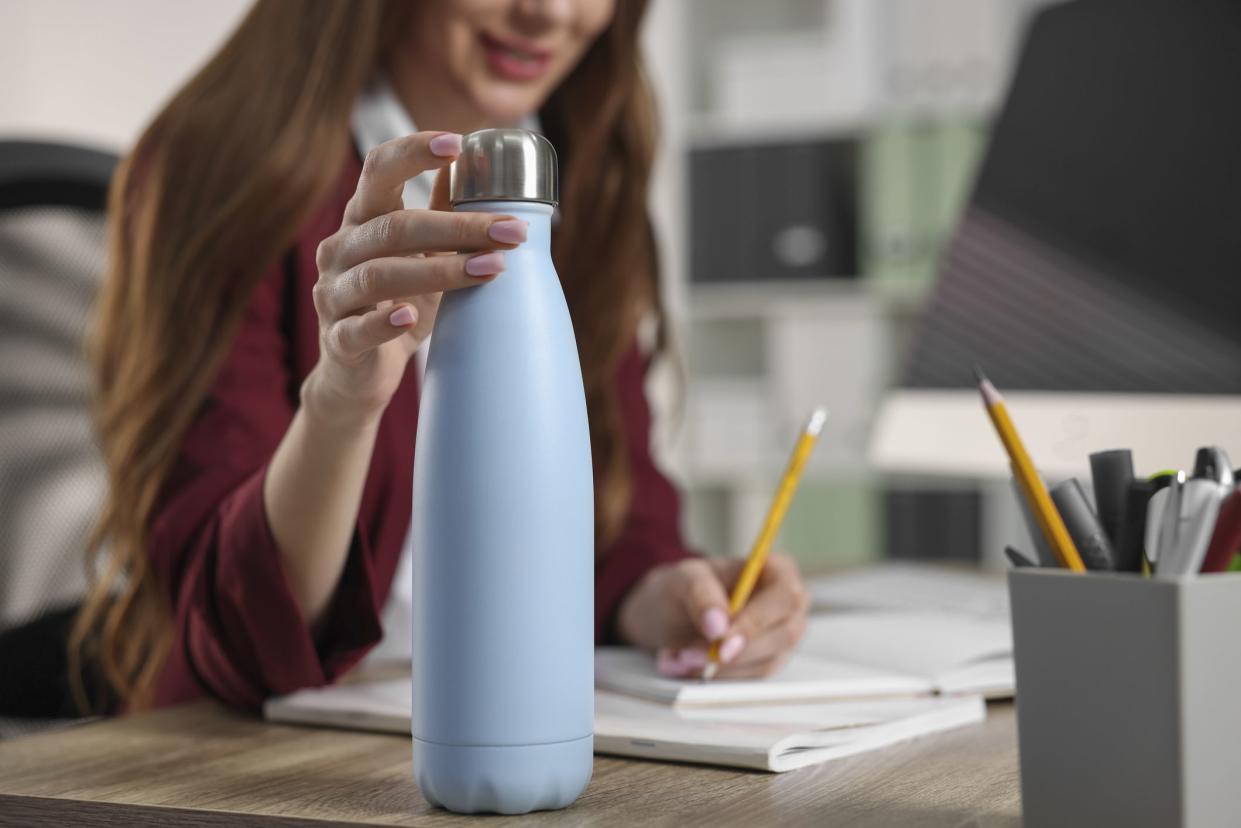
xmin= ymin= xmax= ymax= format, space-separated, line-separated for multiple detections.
xmin=685 ymin=113 xmax=872 ymax=150
xmin=686 ymin=277 xmax=933 ymax=321
xmin=687 ymin=279 xmax=866 ymax=319
xmin=682 ymin=461 xmax=877 ymax=489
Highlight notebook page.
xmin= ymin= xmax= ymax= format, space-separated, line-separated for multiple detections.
xmin=809 ymin=564 xmax=1009 ymax=619
xmin=767 ymin=695 xmax=986 ymax=772
xmin=933 ymin=658 xmax=1015 ymax=698
xmin=264 ymin=678 xmax=409 ymax=735
xmin=800 ymin=611 xmax=1012 ymax=690
xmin=266 ymin=677 xmax=987 ymax=772
xmin=594 ymin=647 xmax=931 ymax=706
xmin=595 ymin=690 xmax=986 ymax=772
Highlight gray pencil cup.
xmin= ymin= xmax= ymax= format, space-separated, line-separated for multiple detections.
xmin=1008 ymin=569 xmax=1241 ymax=828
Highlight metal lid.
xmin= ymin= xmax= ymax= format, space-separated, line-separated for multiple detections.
xmin=449 ymin=128 xmax=558 ymax=206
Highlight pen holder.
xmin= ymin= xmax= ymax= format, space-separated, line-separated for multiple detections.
xmin=1009 ymin=570 xmax=1241 ymax=828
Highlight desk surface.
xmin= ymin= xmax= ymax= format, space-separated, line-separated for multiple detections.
xmin=0 ymin=701 xmax=1021 ymax=826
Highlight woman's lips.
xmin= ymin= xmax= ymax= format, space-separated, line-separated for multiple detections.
xmin=480 ymin=33 xmax=553 ymax=82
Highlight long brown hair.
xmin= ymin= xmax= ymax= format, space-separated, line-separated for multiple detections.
xmin=72 ymin=0 xmax=661 ymax=712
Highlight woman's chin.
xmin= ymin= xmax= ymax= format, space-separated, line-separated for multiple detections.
xmin=470 ymin=88 xmax=549 ymax=128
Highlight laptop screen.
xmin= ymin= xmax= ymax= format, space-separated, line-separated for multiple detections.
xmin=904 ymin=0 xmax=1241 ymax=393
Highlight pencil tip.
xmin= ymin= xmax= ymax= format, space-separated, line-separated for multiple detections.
xmin=700 ymin=662 xmax=718 ymax=682
xmin=973 ymin=364 xmax=1002 ymax=405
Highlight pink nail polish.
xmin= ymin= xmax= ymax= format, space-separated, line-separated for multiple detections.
xmin=488 ymin=219 xmax=528 ymax=245
xmin=389 ymin=306 xmax=416 ymax=327
xmin=719 ymin=634 xmax=746 ymax=664
xmin=677 ymin=648 xmax=708 ymax=669
xmin=429 ymin=133 xmax=462 ymax=157
xmin=656 ymin=649 xmax=689 ymax=677
xmin=701 ymin=608 xmax=729 ymax=641
xmin=465 ymin=251 xmax=505 ymax=277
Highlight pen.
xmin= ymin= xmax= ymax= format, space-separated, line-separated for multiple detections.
xmin=1192 ymin=446 xmax=1234 ymax=487
xmin=1200 ymin=489 xmax=1241 ymax=573
xmin=1153 ymin=473 xmax=1229 ymax=578
xmin=974 ymin=367 xmax=1086 ymax=572
xmin=1146 ymin=472 xmax=1184 ymax=575
xmin=701 ymin=407 xmax=827 ymax=681
xmin=1143 ymin=472 xmax=1178 ymax=574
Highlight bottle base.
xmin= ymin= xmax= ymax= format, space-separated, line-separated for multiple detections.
xmin=413 ymin=735 xmax=593 ymax=814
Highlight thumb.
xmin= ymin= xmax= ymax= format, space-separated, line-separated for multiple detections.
xmin=430 ymin=166 xmax=453 ymax=213
xmin=679 ymin=559 xmax=734 ymax=642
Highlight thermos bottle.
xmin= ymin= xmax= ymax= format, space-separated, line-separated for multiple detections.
xmin=411 ymin=129 xmax=594 ymax=814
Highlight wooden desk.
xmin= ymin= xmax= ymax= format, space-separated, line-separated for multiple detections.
xmin=0 ymin=702 xmax=1020 ymax=826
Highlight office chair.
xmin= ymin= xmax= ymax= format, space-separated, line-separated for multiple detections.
xmin=0 ymin=140 xmax=118 ymax=733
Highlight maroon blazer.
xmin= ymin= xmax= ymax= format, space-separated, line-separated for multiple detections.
xmin=148 ymin=151 xmax=693 ymax=709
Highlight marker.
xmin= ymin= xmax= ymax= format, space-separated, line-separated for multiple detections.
xmin=1089 ymin=449 xmax=1134 ymax=548
xmin=1113 ymin=479 xmax=1155 ymax=573
xmin=1050 ymin=478 xmax=1115 ymax=570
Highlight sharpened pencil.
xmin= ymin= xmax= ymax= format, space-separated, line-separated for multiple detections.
xmin=975 ymin=367 xmax=1085 ymax=572
xmin=702 ymin=407 xmax=828 ymax=681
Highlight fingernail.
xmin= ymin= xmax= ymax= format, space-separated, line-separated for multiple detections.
xmin=488 ymin=219 xmax=528 ymax=244
xmin=677 ymin=648 xmax=708 ymax=669
xmin=656 ymin=649 xmax=691 ymax=677
xmin=719 ymin=634 xmax=746 ymax=664
xmin=388 ymin=306 xmax=416 ymax=327
xmin=429 ymin=133 xmax=462 ymax=157
xmin=701 ymin=608 xmax=729 ymax=641
xmin=465 ymin=251 xmax=505 ymax=277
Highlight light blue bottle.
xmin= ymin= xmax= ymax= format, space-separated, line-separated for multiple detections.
xmin=411 ymin=129 xmax=594 ymax=814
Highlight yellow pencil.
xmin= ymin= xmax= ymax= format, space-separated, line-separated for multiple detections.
xmin=974 ymin=367 xmax=1086 ymax=572
xmin=702 ymin=407 xmax=828 ymax=681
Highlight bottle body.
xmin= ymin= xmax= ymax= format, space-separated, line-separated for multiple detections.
xmin=411 ymin=202 xmax=594 ymax=814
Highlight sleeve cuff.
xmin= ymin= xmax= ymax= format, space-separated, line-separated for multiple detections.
xmin=189 ymin=465 xmax=383 ymax=707
xmin=594 ymin=537 xmax=696 ymax=644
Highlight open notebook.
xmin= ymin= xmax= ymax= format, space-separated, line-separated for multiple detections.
xmin=808 ymin=563 xmax=1010 ymax=620
xmin=596 ymin=610 xmax=1013 ymax=705
xmin=264 ymin=678 xmax=984 ymax=773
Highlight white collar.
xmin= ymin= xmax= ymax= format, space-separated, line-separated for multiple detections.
xmin=350 ymin=75 xmax=542 ymax=212
xmin=350 ymin=76 xmax=438 ymax=211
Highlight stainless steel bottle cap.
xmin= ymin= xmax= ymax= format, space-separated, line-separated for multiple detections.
xmin=449 ymin=128 xmax=558 ymax=207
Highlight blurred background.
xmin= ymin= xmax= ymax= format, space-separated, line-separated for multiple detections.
xmin=3 ymin=0 xmax=1239 ymax=641
xmin=644 ymin=0 xmax=1059 ymax=573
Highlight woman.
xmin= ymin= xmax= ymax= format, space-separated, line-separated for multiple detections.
xmin=73 ymin=0 xmax=809 ymax=712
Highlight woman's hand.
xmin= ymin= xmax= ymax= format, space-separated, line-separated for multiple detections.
xmin=615 ymin=554 xmax=811 ymax=679
xmin=304 ymin=131 xmax=529 ymax=425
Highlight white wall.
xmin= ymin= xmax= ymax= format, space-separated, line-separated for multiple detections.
xmin=0 ymin=0 xmax=251 ymax=151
